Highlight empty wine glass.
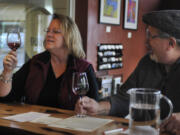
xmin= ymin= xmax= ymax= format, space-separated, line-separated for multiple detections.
xmin=7 ymin=29 xmax=21 ymax=51
xmin=72 ymin=72 xmax=89 ymax=117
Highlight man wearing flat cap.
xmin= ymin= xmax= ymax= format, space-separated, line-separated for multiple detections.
xmin=75 ymin=10 xmax=180 ymax=130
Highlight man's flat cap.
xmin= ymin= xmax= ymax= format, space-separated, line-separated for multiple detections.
xmin=143 ymin=10 xmax=180 ymax=39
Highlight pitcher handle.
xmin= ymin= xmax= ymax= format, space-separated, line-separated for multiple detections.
xmin=160 ymin=94 xmax=173 ymax=124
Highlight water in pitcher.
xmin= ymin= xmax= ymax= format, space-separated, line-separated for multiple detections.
xmin=129 ymin=103 xmax=160 ymax=135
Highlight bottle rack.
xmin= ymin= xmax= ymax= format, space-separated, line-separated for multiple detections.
xmin=97 ymin=43 xmax=123 ymax=70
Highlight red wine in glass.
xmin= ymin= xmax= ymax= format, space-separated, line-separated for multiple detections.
xmin=7 ymin=30 xmax=21 ymax=51
xmin=8 ymin=42 xmax=20 ymax=51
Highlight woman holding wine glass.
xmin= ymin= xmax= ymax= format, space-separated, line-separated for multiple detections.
xmin=0 ymin=13 xmax=99 ymax=110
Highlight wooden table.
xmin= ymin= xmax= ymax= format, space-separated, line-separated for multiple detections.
xmin=0 ymin=103 xmax=171 ymax=135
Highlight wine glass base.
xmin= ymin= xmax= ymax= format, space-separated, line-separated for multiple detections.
xmin=75 ymin=114 xmax=86 ymax=118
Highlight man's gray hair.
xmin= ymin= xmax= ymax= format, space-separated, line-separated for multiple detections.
xmin=157 ymin=30 xmax=180 ymax=46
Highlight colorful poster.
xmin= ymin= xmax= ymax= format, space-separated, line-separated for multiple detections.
xmin=127 ymin=0 xmax=136 ymax=23
xmin=103 ymin=0 xmax=118 ymax=18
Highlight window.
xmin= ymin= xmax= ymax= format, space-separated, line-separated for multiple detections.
xmin=0 ymin=0 xmax=73 ymax=72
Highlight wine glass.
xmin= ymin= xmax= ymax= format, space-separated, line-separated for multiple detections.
xmin=72 ymin=72 xmax=89 ymax=117
xmin=7 ymin=29 xmax=21 ymax=51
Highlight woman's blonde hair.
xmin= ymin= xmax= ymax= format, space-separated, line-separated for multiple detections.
xmin=53 ymin=13 xmax=85 ymax=58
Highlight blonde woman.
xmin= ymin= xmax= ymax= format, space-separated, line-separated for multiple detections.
xmin=0 ymin=14 xmax=99 ymax=110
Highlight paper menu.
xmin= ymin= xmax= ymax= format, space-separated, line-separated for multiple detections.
xmin=3 ymin=112 xmax=50 ymax=122
xmin=48 ymin=116 xmax=114 ymax=132
xmin=31 ymin=116 xmax=63 ymax=124
xmin=2 ymin=112 xmax=114 ymax=132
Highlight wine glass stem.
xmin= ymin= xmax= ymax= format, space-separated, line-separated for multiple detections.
xmin=79 ymin=96 xmax=82 ymax=102
xmin=77 ymin=95 xmax=85 ymax=117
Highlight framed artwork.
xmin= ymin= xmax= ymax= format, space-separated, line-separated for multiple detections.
xmin=124 ymin=0 xmax=139 ymax=30
xmin=99 ymin=0 xmax=121 ymax=25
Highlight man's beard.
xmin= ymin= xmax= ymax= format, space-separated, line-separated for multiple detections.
xmin=150 ymin=53 xmax=159 ymax=63
xmin=146 ymin=42 xmax=159 ymax=63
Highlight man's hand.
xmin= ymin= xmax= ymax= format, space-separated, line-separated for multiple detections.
xmin=75 ymin=96 xmax=111 ymax=116
xmin=161 ymin=113 xmax=180 ymax=134
xmin=75 ymin=96 xmax=100 ymax=115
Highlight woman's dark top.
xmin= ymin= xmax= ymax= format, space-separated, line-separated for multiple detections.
xmin=37 ymin=64 xmax=97 ymax=108
xmin=37 ymin=64 xmax=64 ymax=107
xmin=0 ymin=51 xmax=99 ymax=110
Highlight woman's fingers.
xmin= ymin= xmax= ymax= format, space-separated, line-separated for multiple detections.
xmin=3 ymin=51 xmax=17 ymax=71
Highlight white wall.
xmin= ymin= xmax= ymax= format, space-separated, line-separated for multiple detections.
xmin=0 ymin=4 xmax=26 ymax=21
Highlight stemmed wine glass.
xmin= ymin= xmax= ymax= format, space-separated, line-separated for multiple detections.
xmin=72 ymin=72 xmax=89 ymax=117
xmin=7 ymin=29 xmax=21 ymax=51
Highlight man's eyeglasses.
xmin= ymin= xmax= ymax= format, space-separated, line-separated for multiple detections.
xmin=146 ymin=28 xmax=162 ymax=39
xmin=146 ymin=28 xmax=170 ymax=39
xmin=44 ymin=29 xmax=62 ymax=34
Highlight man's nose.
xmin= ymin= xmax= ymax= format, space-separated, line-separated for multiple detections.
xmin=145 ymin=39 xmax=152 ymax=51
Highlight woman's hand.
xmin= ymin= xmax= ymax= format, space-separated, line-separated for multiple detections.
xmin=3 ymin=51 xmax=17 ymax=74
xmin=0 ymin=51 xmax=16 ymax=96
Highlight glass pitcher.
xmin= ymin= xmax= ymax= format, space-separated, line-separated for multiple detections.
xmin=127 ymin=88 xmax=173 ymax=135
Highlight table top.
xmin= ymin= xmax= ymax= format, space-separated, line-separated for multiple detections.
xmin=0 ymin=103 xmax=171 ymax=135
